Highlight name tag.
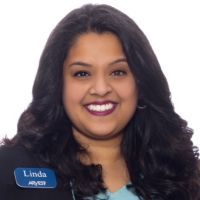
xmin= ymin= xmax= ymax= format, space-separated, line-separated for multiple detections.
xmin=14 ymin=168 xmax=57 ymax=188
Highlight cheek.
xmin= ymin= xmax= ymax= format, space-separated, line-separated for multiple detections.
xmin=63 ymin=82 xmax=81 ymax=120
xmin=121 ymin=84 xmax=138 ymax=120
xmin=116 ymin=79 xmax=138 ymax=102
xmin=63 ymin=81 xmax=86 ymax=108
xmin=63 ymin=84 xmax=76 ymax=107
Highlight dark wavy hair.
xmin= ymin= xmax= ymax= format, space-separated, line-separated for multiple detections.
xmin=4 ymin=4 xmax=200 ymax=200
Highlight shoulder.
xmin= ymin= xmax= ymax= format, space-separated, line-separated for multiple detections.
xmin=0 ymin=145 xmax=34 ymax=199
xmin=0 ymin=144 xmax=36 ymax=169
xmin=0 ymin=145 xmax=73 ymax=200
xmin=0 ymin=145 xmax=35 ymax=186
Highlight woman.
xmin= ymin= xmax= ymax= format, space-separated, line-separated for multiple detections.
xmin=0 ymin=4 xmax=199 ymax=200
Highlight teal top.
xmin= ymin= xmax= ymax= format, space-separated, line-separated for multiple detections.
xmin=85 ymin=184 xmax=140 ymax=200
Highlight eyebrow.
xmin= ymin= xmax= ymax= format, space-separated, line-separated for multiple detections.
xmin=67 ymin=58 xmax=127 ymax=68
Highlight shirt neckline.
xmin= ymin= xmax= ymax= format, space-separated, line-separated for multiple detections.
xmin=107 ymin=183 xmax=133 ymax=196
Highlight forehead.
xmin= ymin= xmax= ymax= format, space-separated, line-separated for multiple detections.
xmin=65 ymin=32 xmax=126 ymax=64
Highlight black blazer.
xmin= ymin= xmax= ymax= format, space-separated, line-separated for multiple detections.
xmin=0 ymin=145 xmax=73 ymax=200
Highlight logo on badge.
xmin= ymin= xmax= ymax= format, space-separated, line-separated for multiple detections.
xmin=14 ymin=168 xmax=57 ymax=188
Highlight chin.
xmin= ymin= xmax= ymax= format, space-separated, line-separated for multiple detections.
xmin=72 ymin=125 xmax=123 ymax=141
xmin=85 ymin=130 xmax=122 ymax=140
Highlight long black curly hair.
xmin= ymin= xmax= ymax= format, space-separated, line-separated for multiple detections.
xmin=4 ymin=4 xmax=200 ymax=200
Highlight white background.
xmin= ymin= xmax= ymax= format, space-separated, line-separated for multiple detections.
xmin=0 ymin=0 xmax=199 ymax=148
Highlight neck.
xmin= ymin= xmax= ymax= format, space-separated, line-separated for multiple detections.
xmin=86 ymin=139 xmax=123 ymax=165
xmin=73 ymin=130 xmax=123 ymax=165
xmin=73 ymin=130 xmax=130 ymax=191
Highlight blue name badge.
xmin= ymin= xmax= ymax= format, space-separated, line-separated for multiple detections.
xmin=14 ymin=168 xmax=57 ymax=189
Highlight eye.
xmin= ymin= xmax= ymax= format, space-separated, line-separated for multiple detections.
xmin=73 ymin=71 xmax=90 ymax=78
xmin=111 ymin=70 xmax=127 ymax=77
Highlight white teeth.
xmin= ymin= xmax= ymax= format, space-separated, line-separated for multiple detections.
xmin=87 ymin=103 xmax=114 ymax=112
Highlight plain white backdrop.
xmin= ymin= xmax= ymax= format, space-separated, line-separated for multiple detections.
xmin=0 ymin=0 xmax=199 ymax=148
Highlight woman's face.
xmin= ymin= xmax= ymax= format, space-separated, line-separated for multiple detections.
xmin=63 ymin=32 xmax=138 ymax=141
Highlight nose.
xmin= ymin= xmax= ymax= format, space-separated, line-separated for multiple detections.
xmin=89 ymin=75 xmax=112 ymax=96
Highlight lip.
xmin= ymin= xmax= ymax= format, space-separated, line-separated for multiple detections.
xmin=84 ymin=100 xmax=117 ymax=106
xmin=84 ymin=100 xmax=118 ymax=116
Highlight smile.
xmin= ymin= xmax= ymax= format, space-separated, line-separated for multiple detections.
xmin=85 ymin=101 xmax=117 ymax=116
